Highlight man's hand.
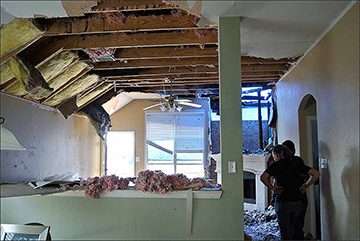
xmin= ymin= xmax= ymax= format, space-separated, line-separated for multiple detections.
xmin=273 ymin=186 xmax=284 ymax=194
xmin=299 ymin=184 xmax=309 ymax=193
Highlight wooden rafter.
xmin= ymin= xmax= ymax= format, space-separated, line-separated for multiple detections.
xmin=42 ymin=14 xmax=201 ymax=36
xmin=77 ymin=83 xmax=114 ymax=109
xmin=62 ymin=30 xmax=217 ymax=50
xmin=112 ymin=46 xmax=218 ymax=60
xmin=88 ymin=0 xmax=175 ymax=13
xmin=93 ymin=57 xmax=218 ymax=70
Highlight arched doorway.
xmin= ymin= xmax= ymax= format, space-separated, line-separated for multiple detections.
xmin=298 ymin=94 xmax=321 ymax=240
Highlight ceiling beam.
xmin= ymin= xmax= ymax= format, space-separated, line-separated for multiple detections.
xmin=88 ymin=0 xmax=174 ymax=13
xmin=112 ymin=46 xmax=218 ymax=60
xmin=62 ymin=30 xmax=218 ymax=50
xmin=42 ymin=14 xmax=200 ymax=36
xmin=93 ymin=57 xmax=218 ymax=70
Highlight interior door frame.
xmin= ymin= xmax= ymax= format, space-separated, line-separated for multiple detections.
xmin=306 ymin=115 xmax=319 ymax=239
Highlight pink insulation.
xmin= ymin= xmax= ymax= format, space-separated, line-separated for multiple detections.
xmin=81 ymin=175 xmax=129 ymax=199
xmin=171 ymin=9 xmax=184 ymax=18
xmin=106 ymin=12 xmax=127 ymax=24
xmin=84 ymin=47 xmax=116 ymax=61
xmin=194 ymin=28 xmax=218 ymax=38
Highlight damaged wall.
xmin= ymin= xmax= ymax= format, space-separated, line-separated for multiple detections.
xmin=0 ymin=94 xmax=101 ymax=182
xmin=276 ymin=2 xmax=359 ymax=240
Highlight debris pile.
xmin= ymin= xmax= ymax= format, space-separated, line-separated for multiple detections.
xmin=135 ymin=170 xmax=218 ymax=194
xmin=244 ymin=206 xmax=281 ymax=241
xmin=243 ymin=149 xmax=270 ymax=155
xmin=81 ymin=175 xmax=129 ymax=199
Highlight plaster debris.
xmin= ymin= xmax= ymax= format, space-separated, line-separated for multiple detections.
xmin=61 ymin=0 xmax=98 ymax=17
xmin=0 ymin=18 xmax=42 ymax=59
xmin=244 ymin=206 xmax=281 ymax=241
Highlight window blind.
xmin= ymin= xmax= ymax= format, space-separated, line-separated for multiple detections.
xmin=175 ymin=115 xmax=204 ymax=152
xmin=146 ymin=115 xmax=175 ymax=141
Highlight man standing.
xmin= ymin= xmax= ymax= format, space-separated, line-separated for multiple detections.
xmin=282 ymin=140 xmax=311 ymax=240
xmin=261 ymin=144 xmax=320 ymax=240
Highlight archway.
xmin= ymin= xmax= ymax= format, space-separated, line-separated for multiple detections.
xmin=298 ymin=94 xmax=321 ymax=240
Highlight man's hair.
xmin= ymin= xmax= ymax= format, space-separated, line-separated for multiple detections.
xmin=282 ymin=140 xmax=295 ymax=154
xmin=272 ymin=144 xmax=292 ymax=160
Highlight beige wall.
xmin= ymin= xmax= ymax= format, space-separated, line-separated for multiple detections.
xmin=108 ymin=98 xmax=211 ymax=175
xmin=0 ymin=94 xmax=101 ymax=182
xmin=276 ymin=3 xmax=359 ymax=240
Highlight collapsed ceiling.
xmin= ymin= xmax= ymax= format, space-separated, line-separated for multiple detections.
xmin=0 ymin=0 xmax=299 ymax=116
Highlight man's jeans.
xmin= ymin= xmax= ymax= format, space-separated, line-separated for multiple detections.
xmin=294 ymin=194 xmax=308 ymax=240
xmin=275 ymin=199 xmax=302 ymax=240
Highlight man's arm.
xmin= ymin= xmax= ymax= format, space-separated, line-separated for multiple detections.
xmin=260 ymin=172 xmax=283 ymax=194
xmin=299 ymin=168 xmax=320 ymax=193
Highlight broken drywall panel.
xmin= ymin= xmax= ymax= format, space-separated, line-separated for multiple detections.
xmin=0 ymin=18 xmax=43 ymax=59
xmin=58 ymin=95 xmax=79 ymax=119
xmin=6 ymin=56 xmax=53 ymax=99
xmin=43 ymin=74 xmax=99 ymax=107
xmin=61 ymin=0 xmax=98 ymax=17
xmin=77 ymin=83 xmax=112 ymax=108
xmin=79 ymin=103 xmax=111 ymax=140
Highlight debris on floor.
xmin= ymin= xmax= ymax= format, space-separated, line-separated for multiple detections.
xmin=244 ymin=206 xmax=281 ymax=241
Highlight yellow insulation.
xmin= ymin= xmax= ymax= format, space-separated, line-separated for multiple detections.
xmin=38 ymin=51 xmax=78 ymax=81
xmin=44 ymin=74 xmax=99 ymax=107
xmin=0 ymin=60 xmax=15 ymax=85
xmin=28 ymin=61 xmax=89 ymax=100
xmin=77 ymin=83 xmax=112 ymax=108
xmin=1 ymin=18 xmax=43 ymax=58
xmin=6 ymin=81 xmax=27 ymax=96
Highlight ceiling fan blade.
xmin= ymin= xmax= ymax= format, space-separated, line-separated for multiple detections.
xmin=143 ymin=103 xmax=162 ymax=110
xmin=174 ymin=99 xmax=191 ymax=102
xmin=178 ymin=102 xmax=202 ymax=108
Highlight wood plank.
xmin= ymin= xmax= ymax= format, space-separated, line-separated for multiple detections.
xmin=41 ymin=67 xmax=92 ymax=103
xmin=43 ymin=14 xmax=199 ymax=36
xmin=63 ymin=30 xmax=218 ymax=50
xmin=116 ymin=80 xmax=219 ymax=87
xmin=89 ymin=0 xmax=174 ymax=12
xmin=113 ymin=46 xmax=218 ymax=60
xmin=106 ymin=75 xmax=219 ymax=82
xmin=93 ymin=57 xmax=218 ymax=70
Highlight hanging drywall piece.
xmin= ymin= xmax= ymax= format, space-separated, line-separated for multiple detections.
xmin=61 ymin=0 xmax=98 ymax=17
xmin=58 ymin=95 xmax=79 ymax=119
xmin=79 ymin=103 xmax=112 ymax=140
xmin=6 ymin=56 xmax=53 ymax=99
xmin=0 ymin=18 xmax=43 ymax=60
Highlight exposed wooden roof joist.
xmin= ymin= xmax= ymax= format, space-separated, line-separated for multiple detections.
xmin=41 ymin=14 xmax=201 ymax=36
xmin=88 ymin=0 xmax=175 ymax=13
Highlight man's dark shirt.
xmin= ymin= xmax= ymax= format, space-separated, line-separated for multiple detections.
xmin=265 ymin=157 xmax=311 ymax=202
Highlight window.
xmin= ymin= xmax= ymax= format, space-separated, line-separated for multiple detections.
xmin=146 ymin=112 xmax=206 ymax=178
xmin=106 ymin=131 xmax=135 ymax=177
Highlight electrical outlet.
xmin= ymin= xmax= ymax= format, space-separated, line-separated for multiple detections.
xmin=228 ymin=161 xmax=236 ymax=173
xmin=136 ymin=157 xmax=141 ymax=163
xmin=320 ymin=158 xmax=328 ymax=169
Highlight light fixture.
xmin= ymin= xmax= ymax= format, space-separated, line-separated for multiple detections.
xmin=0 ymin=117 xmax=26 ymax=151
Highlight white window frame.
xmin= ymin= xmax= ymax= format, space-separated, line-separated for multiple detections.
xmin=145 ymin=110 xmax=207 ymax=175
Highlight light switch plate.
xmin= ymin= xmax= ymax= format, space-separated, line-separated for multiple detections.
xmin=136 ymin=157 xmax=141 ymax=163
xmin=228 ymin=161 xmax=236 ymax=173
xmin=320 ymin=158 xmax=328 ymax=169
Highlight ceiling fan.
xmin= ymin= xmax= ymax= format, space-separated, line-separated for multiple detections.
xmin=143 ymin=78 xmax=202 ymax=112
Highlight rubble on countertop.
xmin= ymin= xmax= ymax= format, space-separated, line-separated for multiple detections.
xmin=244 ymin=206 xmax=281 ymax=241
xmin=243 ymin=149 xmax=270 ymax=155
